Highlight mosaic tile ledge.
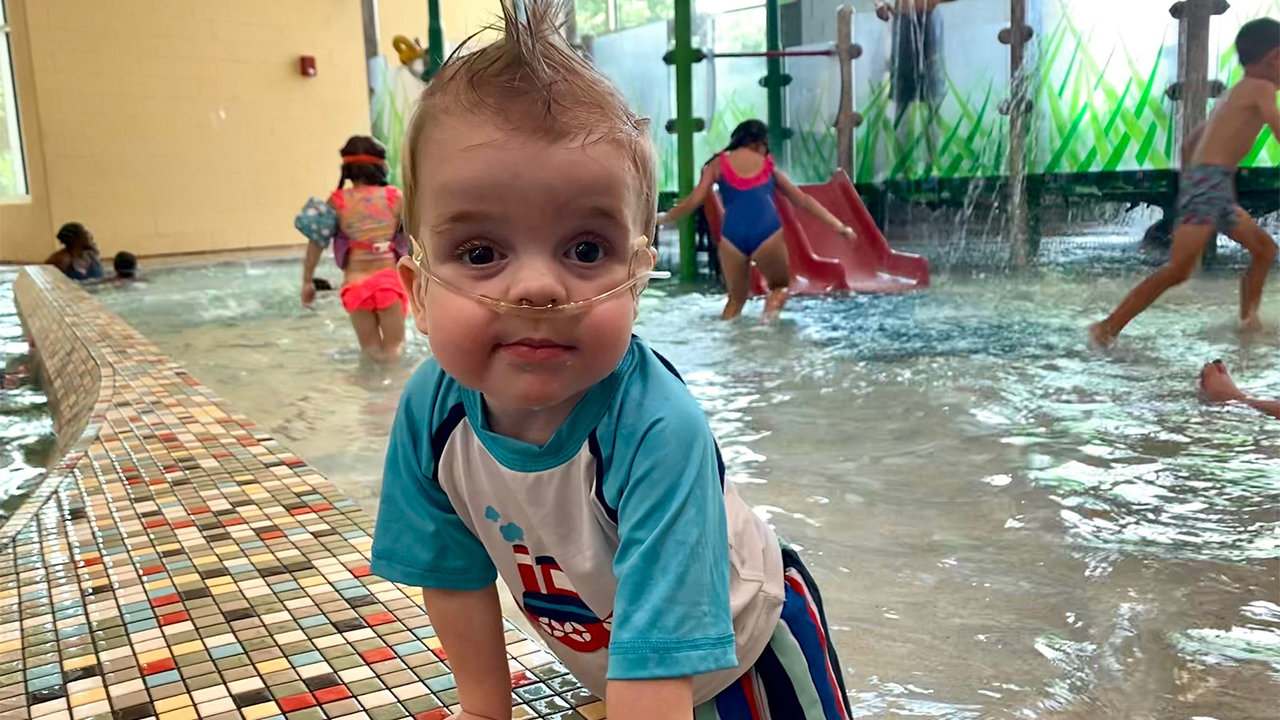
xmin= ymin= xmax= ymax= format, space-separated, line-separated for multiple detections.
xmin=6 ymin=267 xmax=604 ymax=720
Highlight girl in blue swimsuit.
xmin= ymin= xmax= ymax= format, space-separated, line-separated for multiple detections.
xmin=660 ymin=120 xmax=855 ymax=320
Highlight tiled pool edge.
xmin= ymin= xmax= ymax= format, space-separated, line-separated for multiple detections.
xmin=8 ymin=269 xmax=112 ymax=539
xmin=3 ymin=267 xmax=604 ymax=720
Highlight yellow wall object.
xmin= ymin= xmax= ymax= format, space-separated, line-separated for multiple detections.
xmin=379 ymin=0 xmax=503 ymax=61
xmin=0 ymin=0 xmax=506 ymax=262
xmin=1 ymin=0 xmax=371 ymax=261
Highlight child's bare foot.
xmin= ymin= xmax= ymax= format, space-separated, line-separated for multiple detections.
xmin=762 ymin=288 xmax=788 ymax=323
xmin=1239 ymin=313 xmax=1263 ymax=332
xmin=1199 ymin=360 xmax=1246 ymax=403
xmin=1087 ymin=321 xmax=1116 ymax=349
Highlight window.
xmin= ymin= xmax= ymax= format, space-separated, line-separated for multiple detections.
xmin=0 ymin=0 xmax=26 ymax=197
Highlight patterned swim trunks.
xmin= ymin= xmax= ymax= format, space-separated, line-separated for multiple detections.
xmin=1178 ymin=165 xmax=1239 ymax=234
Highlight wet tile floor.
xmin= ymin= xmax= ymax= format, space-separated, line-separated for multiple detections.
xmin=3 ymin=269 xmax=604 ymax=720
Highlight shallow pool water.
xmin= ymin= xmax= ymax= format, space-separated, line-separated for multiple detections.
xmin=0 ymin=275 xmax=55 ymax=528
xmin=101 ymin=248 xmax=1279 ymax=718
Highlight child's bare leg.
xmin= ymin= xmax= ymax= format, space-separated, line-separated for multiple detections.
xmin=1090 ymin=223 xmax=1215 ymax=345
xmin=1226 ymin=208 xmax=1276 ymax=328
xmin=753 ymin=231 xmax=791 ymax=323
xmin=348 ymin=310 xmax=384 ymax=359
xmin=375 ymin=304 xmax=406 ymax=361
xmin=717 ymin=240 xmax=751 ymax=320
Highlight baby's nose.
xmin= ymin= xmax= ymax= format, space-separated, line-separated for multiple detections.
xmin=510 ymin=260 xmax=570 ymax=308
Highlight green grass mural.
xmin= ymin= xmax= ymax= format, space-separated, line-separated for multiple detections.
xmin=370 ymin=61 xmax=424 ymax=189
xmin=1029 ymin=2 xmax=1175 ymax=175
xmin=1217 ymin=0 xmax=1280 ymax=168
xmin=853 ymin=72 xmax=1010 ymax=184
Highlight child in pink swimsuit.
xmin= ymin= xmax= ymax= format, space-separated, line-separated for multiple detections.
xmin=301 ymin=136 xmax=409 ymax=361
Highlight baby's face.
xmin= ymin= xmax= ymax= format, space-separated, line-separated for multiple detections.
xmin=403 ymin=116 xmax=645 ymax=413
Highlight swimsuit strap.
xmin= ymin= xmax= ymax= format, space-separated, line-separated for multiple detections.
xmin=720 ymin=153 xmax=775 ymax=190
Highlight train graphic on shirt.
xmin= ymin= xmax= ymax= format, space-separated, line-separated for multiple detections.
xmin=513 ymin=544 xmax=611 ymax=653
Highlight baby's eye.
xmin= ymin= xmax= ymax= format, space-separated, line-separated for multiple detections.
xmin=464 ymin=246 xmax=497 ymax=265
xmin=570 ymin=241 xmax=604 ymax=264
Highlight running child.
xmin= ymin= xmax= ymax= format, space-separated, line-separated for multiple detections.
xmin=369 ymin=3 xmax=852 ymax=718
xmin=658 ymin=120 xmax=856 ymax=322
xmin=299 ymin=136 xmax=410 ymax=361
xmin=1090 ymin=18 xmax=1280 ymax=346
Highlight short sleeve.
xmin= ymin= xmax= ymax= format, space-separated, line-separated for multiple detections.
xmin=605 ymin=407 xmax=737 ymax=681
xmin=370 ymin=368 xmax=497 ymax=591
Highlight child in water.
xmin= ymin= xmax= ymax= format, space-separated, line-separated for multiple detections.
xmin=1200 ymin=360 xmax=1280 ymax=418
xmin=1090 ymin=19 xmax=1280 ymax=346
xmin=300 ymin=136 xmax=410 ymax=361
xmin=45 ymin=222 xmax=103 ymax=282
xmin=369 ymin=3 xmax=852 ymax=719
xmin=658 ymin=120 xmax=856 ymax=322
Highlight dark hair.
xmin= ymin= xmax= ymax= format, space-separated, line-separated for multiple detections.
xmin=706 ymin=119 xmax=770 ymax=168
xmin=1236 ymin=18 xmax=1280 ymax=67
xmin=337 ymin=135 xmax=389 ymax=189
xmin=56 ymin=222 xmax=91 ymax=248
xmin=113 ymin=252 xmax=138 ymax=279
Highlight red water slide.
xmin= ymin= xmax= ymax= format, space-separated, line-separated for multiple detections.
xmin=703 ymin=170 xmax=930 ymax=296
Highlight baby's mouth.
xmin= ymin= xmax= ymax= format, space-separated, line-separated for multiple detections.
xmin=495 ymin=337 xmax=575 ymax=362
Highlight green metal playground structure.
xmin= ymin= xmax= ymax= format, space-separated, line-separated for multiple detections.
xmin=378 ymin=0 xmax=1280 ymax=281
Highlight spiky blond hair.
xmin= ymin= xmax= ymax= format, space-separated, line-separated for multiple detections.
xmin=400 ymin=0 xmax=656 ymax=241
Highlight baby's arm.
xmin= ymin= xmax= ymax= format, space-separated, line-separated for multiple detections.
xmin=607 ymin=679 xmax=693 ymax=720
xmin=604 ymin=398 xmax=740 ymax=717
xmin=422 ymin=586 xmax=513 ymax=720
xmin=370 ymin=369 xmax=508 ymax=717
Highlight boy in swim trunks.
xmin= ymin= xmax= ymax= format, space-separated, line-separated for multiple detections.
xmin=1090 ymin=18 xmax=1280 ymax=347
xmin=369 ymin=3 xmax=852 ymax=718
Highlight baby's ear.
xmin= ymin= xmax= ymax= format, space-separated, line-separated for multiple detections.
xmin=397 ymin=257 xmax=429 ymax=336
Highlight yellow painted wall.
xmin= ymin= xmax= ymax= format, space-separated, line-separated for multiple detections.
xmin=1 ymin=0 xmax=370 ymax=262
xmin=0 ymin=0 xmax=502 ymax=262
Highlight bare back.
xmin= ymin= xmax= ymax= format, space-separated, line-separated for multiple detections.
xmin=1193 ymin=77 xmax=1280 ymax=167
xmin=722 ymin=147 xmax=769 ymax=178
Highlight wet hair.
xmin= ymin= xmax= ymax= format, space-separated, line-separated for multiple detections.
xmin=113 ymin=252 xmax=138 ymax=279
xmin=1236 ymin=18 xmax=1280 ymax=67
xmin=56 ymin=222 xmax=91 ymax=248
xmin=400 ymin=0 xmax=655 ymax=240
xmin=338 ymin=136 xmax=389 ymax=189
xmin=705 ymin=119 xmax=770 ymax=169
xmin=724 ymin=119 xmax=770 ymax=155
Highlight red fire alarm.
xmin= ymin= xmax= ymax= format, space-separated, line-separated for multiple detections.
xmin=299 ymin=56 xmax=317 ymax=77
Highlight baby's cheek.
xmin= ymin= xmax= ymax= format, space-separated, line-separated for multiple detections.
xmin=423 ymin=301 xmax=493 ymax=378
xmin=581 ymin=305 xmax=636 ymax=367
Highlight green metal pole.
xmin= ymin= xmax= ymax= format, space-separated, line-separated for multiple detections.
xmin=673 ymin=0 xmax=698 ymax=282
xmin=424 ymin=0 xmax=445 ymax=80
xmin=764 ymin=0 xmax=786 ymax=155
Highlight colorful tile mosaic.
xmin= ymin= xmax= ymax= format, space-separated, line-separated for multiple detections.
xmin=7 ymin=268 xmax=606 ymax=720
